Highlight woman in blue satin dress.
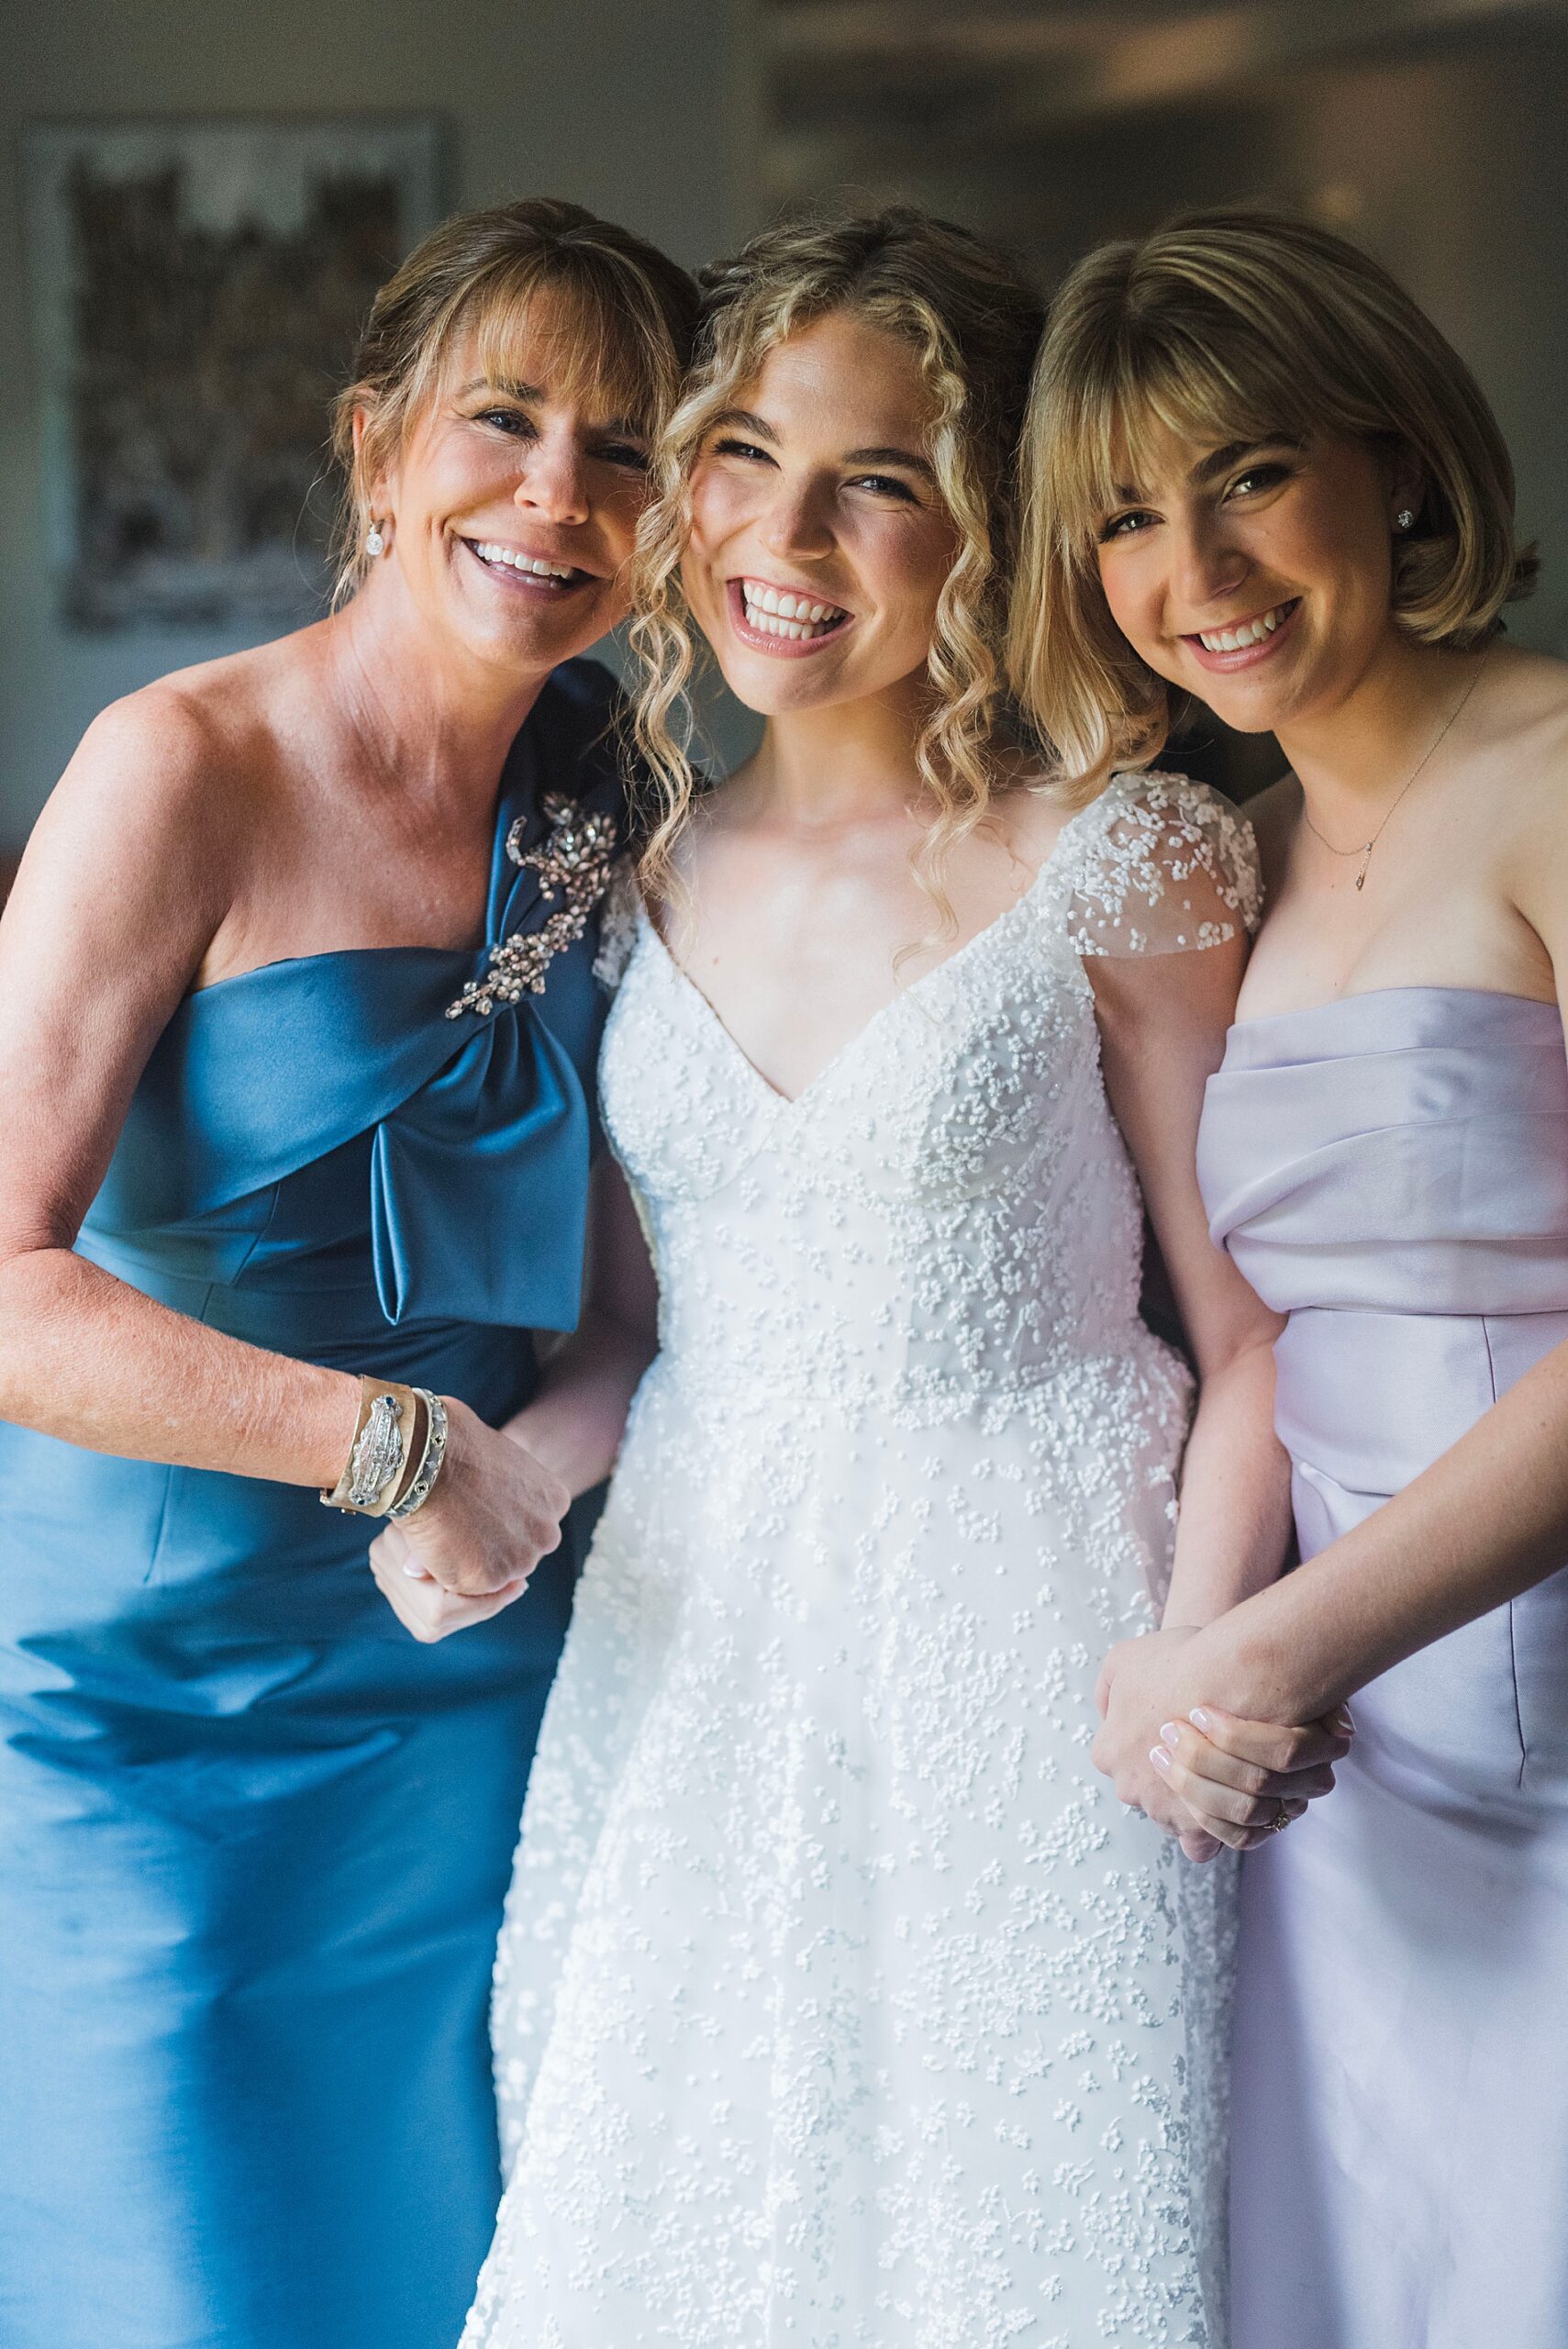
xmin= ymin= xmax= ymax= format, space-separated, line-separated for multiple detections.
xmin=1013 ymin=208 xmax=1568 ymax=2346
xmin=0 ymin=198 xmax=694 ymax=2349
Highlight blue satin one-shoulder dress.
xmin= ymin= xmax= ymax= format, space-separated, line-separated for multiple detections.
xmin=0 ymin=659 xmax=626 ymax=2349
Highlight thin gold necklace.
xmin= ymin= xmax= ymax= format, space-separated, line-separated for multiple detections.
xmin=1299 ymin=658 xmax=1488 ymax=891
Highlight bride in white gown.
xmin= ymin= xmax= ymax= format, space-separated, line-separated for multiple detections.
xmin=385 ymin=210 xmax=1343 ymax=2349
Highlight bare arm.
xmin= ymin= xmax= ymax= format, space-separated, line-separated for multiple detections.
xmin=368 ymin=1151 xmax=659 ymax=1641
xmin=1099 ymin=1307 xmax=1568 ymax=1782
xmin=502 ymin=1152 xmax=659 ymax=1497
xmin=0 ymin=690 xmax=361 ymax=1486
xmin=1091 ymin=929 xmax=1293 ymax=1631
xmin=0 ymin=689 xmax=567 ymax=1598
xmin=1089 ymin=935 xmax=1342 ymax=1852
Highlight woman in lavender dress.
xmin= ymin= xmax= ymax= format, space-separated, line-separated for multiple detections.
xmin=1011 ymin=207 xmax=1568 ymax=2348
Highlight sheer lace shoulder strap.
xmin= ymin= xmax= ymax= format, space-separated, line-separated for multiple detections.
xmin=1060 ymin=770 xmax=1262 ymax=958
xmin=593 ymin=856 xmax=644 ymax=991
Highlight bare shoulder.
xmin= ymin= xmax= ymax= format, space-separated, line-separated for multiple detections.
xmin=7 ymin=637 xmax=311 ymax=976
xmin=1465 ymin=649 xmax=1568 ymax=892
xmin=1489 ymin=645 xmax=1568 ymax=787
xmin=55 ymin=642 xmax=271 ymax=823
xmin=72 ymin=673 xmax=227 ymax=807
xmin=32 ymin=631 xmax=317 ymax=880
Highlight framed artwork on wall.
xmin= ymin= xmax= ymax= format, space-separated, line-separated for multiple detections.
xmin=22 ymin=116 xmax=447 ymax=631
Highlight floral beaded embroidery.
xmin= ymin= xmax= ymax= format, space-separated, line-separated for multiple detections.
xmin=1064 ymin=772 xmax=1262 ymax=959
xmin=446 ymin=793 xmax=618 ymax=1021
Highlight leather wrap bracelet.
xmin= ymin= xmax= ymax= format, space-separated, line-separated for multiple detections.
xmin=320 ymin=1377 xmax=451 ymax=1520
xmin=320 ymin=1376 xmax=417 ymax=1516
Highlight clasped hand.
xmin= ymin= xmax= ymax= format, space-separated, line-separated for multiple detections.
xmin=366 ymin=1397 xmax=570 ymax=1642
xmin=1093 ymin=1626 xmax=1353 ymax=1860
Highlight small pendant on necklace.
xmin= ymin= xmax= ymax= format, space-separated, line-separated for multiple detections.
xmin=1355 ymin=865 xmax=1368 ymax=891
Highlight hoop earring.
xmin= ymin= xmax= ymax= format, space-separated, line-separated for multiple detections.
xmin=1395 ymin=509 xmax=1416 ymax=533
xmin=365 ymin=518 xmax=386 ymax=559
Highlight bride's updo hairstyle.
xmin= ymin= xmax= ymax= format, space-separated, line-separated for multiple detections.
xmin=629 ymin=207 xmax=1045 ymax=895
xmin=1010 ymin=206 xmax=1536 ymax=789
xmin=330 ymin=196 xmax=699 ymax=604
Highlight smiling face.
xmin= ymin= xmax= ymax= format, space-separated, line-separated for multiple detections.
xmin=681 ymin=311 xmax=959 ymax=721
xmin=367 ymin=290 xmax=653 ymax=679
xmin=1093 ymin=420 xmax=1418 ymax=739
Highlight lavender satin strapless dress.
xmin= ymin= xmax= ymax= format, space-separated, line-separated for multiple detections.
xmin=1199 ymin=986 xmax=1568 ymax=2349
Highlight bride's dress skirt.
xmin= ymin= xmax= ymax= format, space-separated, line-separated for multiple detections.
xmin=479 ymin=1363 xmax=1230 ymax=2346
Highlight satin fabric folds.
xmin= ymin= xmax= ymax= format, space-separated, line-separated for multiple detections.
xmin=0 ymin=661 xmax=623 ymax=2349
xmin=1198 ymin=986 xmax=1568 ymax=2349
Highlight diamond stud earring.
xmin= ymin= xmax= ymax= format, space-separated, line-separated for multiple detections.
xmin=365 ymin=518 xmax=386 ymax=558
xmin=1396 ymin=509 xmax=1416 ymax=532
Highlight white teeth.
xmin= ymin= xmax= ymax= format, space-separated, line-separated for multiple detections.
xmin=473 ymin=542 xmax=577 ymax=582
xmin=1198 ymin=601 xmax=1289 ymax=653
xmin=740 ymin=580 xmax=847 ymax=640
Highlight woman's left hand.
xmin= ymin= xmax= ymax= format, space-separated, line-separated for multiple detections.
xmin=367 ymin=1519 xmax=530 ymax=1642
xmin=1094 ymin=1628 xmax=1353 ymax=1853
xmin=1093 ymin=1627 xmax=1214 ymax=1835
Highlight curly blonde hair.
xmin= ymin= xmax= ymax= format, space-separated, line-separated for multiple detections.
xmin=1010 ymin=205 xmax=1537 ymax=787
xmin=627 ymin=207 xmax=1045 ymax=903
xmin=329 ymin=196 xmax=698 ymax=607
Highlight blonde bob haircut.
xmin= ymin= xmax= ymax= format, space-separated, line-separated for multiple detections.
xmin=1010 ymin=206 xmax=1536 ymax=789
xmin=329 ymin=196 xmax=699 ymax=606
xmin=628 ymin=206 xmax=1045 ymax=900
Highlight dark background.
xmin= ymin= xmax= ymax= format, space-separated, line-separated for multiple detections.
xmin=4 ymin=0 xmax=1565 ymax=874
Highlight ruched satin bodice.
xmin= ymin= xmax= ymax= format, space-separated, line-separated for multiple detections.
xmin=81 ymin=671 xmax=615 ymax=1341
xmin=0 ymin=659 xmax=625 ymax=2349
xmin=1201 ymin=985 xmax=1568 ymax=1315
xmin=1202 ymin=986 xmax=1568 ymax=1539
xmin=1198 ymin=985 xmax=1568 ymax=2349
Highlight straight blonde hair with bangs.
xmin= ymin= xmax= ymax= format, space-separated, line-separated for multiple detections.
xmin=628 ymin=206 xmax=1045 ymax=904
xmin=1009 ymin=206 xmax=1537 ymax=788
xmin=329 ymin=197 xmax=699 ymax=607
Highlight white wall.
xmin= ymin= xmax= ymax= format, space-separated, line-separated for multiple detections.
xmin=0 ymin=0 xmax=755 ymax=846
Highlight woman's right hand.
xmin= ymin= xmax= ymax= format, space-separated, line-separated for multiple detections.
xmin=393 ymin=1396 xmax=571 ymax=1598
xmin=1152 ymin=1703 xmax=1353 ymax=1854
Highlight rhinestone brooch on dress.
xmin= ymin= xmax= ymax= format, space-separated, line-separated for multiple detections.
xmin=446 ymin=793 xmax=618 ymax=1020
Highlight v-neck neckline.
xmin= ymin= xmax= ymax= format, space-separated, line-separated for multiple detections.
xmin=635 ymin=798 xmax=1094 ymax=1110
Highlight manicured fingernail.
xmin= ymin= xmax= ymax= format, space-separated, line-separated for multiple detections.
xmin=402 ymin=1561 xmax=430 ymax=1580
xmin=1285 ymin=1799 xmax=1308 ymax=1819
xmin=1330 ymin=1706 xmax=1355 ymax=1736
xmin=1159 ymin=1722 xmax=1182 ymax=1749
xmin=1189 ymin=1708 xmax=1213 ymax=1732
xmin=1149 ymin=1745 xmax=1173 ymax=1773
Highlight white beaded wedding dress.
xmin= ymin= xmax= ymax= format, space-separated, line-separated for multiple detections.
xmin=461 ymin=775 xmax=1259 ymax=2349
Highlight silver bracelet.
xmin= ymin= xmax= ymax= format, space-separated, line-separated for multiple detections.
xmin=388 ymin=1390 xmax=449 ymax=1520
xmin=320 ymin=1376 xmax=416 ymax=1516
